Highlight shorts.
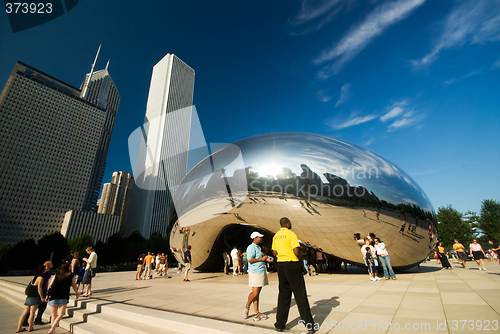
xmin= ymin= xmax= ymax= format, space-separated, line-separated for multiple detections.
xmin=82 ymin=269 xmax=92 ymax=284
xmin=48 ymin=299 xmax=69 ymax=306
xmin=472 ymin=251 xmax=484 ymax=260
xmin=248 ymin=272 xmax=268 ymax=287
xmin=76 ymin=278 xmax=83 ymax=284
xmin=232 ymin=258 xmax=240 ymax=267
xmin=456 ymin=251 xmax=468 ymax=261
xmin=24 ymin=297 xmax=41 ymax=306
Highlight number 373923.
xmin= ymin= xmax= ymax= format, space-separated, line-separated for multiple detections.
xmin=5 ymin=3 xmax=53 ymax=14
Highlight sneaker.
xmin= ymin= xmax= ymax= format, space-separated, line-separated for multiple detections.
xmin=479 ymin=268 xmax=482 ymax=271
xmin=375 ymin=277 xmax=381 ymax=281
xmin=385 ymin=278 xmax=390 ymax=280
xmin=392 ymin=278 xmax=397 ymax=280
xmin=243 ymin=306 xmax=249 ymax=319
xmin=253 ymin=313 xmax=268 ymax=321
xmin=483 ymin=268 xmax=487 ymax=271
xmin=370 ymin=278 xmax=376 ymax=281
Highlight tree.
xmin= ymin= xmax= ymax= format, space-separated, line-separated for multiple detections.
xmin=124 ymin=230 xmax=146 ymax=262
xmin=478 ymin=199 xmax=500 ymax=242
xmin=68 ymin=234 xmax=93 ymax=257
xmin=437 ymin=205 xmax=473 ymax=248
xmin=0 ymin=244 xmax=13 ymax=274
xmin=10 ymin=239 xmax=40 ymax=270
xmin=144 ymin=232 xmax=168 ymax=255
xmin=37 ymin=232 xmax=70 ymax=267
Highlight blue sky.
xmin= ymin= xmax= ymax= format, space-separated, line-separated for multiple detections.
xmin=1 ymin=0 xmax=499 ymax=216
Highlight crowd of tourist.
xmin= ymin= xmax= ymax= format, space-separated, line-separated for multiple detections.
xmin=437 ymin=238 xmax=500 ymax=271
xmin=14 ymin=210 xmax=499 ymax=334
xmin=16 ymin=246 xmax=97 ymax=333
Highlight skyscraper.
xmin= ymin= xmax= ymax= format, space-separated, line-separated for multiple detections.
xmin=127 ymin=54 xmax=205 ymax=237
xmin=97 ymin=171 xmax=133 ymax=234
xmin=0 ymin=60 xmax=120 ymax=246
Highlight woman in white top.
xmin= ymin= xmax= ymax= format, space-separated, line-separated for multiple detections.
xmin=361 ymin=238 xmax=381 ymax=281
xmin=374 ymin=237 xmax=396 ymax=280
xmin=469 ymin=239 xmax=486 ymax=271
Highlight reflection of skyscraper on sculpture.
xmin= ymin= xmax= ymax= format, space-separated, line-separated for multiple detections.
xmin=127 ymin=54 xmax=208 ymax=237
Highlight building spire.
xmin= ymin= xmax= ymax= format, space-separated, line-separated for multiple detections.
xmin=105 ymin=59 xmax=110 ymax=72
xmin=81 ymin=44 xmax=102 ymax=98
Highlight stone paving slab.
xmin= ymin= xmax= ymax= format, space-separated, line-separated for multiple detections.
xmin=1 ymin=259 xmax=500 ymax=334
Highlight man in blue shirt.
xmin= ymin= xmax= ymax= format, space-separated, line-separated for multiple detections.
xmin=243 ymin=231 xmax=270 ymax=322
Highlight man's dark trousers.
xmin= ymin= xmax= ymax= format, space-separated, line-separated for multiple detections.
xmin=275 ymin=261 xmax=314 ymax=330
xmin=35 ymin=301 xmax=47 ymax=322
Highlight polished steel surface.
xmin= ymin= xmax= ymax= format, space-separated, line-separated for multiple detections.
xmin=169 ymin=133 xmax=437 ymax=271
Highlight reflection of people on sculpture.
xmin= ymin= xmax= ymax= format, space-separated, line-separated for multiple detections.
xmin=354 ymin=233 xmax=364 ymax=247
xmin=399 ymin=222 xmax=405 ymax=234
xmin=437 ymin=242 xmax=452 ymax=270
xmin=453 ymin=239 xmax=467 ymax=269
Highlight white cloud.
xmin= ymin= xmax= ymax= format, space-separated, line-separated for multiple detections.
xmin=335 ymin=84 xmax=351 ymax=107
xmin=380 ymin=106 xmax=404 ymax=122
xmin=412 ymin=1 xmax=500 ymax=67
xmin=364 ymin=138 xmax=375 ymax=146
xmin=289 ymin=0 xmax=345 ymax=35
xmin=315 ymin=0 xmax=426 ymax=78
xmin=388 ymin=113 xmax=421 ymax=130
xmin=328 ymin=113 xmax=377 ymax=130
xmin=291 ymin=0 xmax=342 ymax=26
xmin=443 ymin=69 xmax=482 ymax=85
xmin=317 ymin=90 xmax=332 ymax=102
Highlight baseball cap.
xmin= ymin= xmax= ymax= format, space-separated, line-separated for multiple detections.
xmin=250 ymin=231 xmax=264 ymax=239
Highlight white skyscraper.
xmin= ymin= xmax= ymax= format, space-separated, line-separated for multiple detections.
xmin=127 ymin=54 xmax=207 ymax=237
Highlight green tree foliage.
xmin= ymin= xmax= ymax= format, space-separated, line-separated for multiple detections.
xmin=478 ymin=199 xmax=500 ymax=242
xmin=68 ymin=234 xmax=93 ymax=256
xmin=144 ymin=232 xmax=168 ymax=255
xmin=10 ymin=239 xmax=40 ymax=270
xmin=94 ymin=233 xmax=126 ymax=266
xmin=2 ymin=229 xmax=176 ymax=272
xmin=124 ymin=230 xmax=146 ymax=262
xmin=437 ymin=205 xmax=473 ymax=248
xmin=0 ymin=244 xmax=13 ymax=274
xmin=37 ymin=232 xmax=70 ymax=266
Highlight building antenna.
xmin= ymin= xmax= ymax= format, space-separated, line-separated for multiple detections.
xmin=82 ymin=44 xmax=102 ymax=98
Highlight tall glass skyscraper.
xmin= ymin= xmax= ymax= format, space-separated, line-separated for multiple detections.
xmin=0 ymin=61 xmax=120 ymax=246
xmin=127 ymin=54 xmax=202 ymax=237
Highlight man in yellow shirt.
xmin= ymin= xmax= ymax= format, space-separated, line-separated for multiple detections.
xmin=272 ymin=217 xmax=315 ymax=333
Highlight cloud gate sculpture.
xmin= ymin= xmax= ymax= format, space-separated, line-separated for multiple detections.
xmin=168 ymin=133 xmax=437 ymax=271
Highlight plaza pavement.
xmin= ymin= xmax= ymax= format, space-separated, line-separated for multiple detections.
xmin=1 ymin=259 xmax=499 ymax=334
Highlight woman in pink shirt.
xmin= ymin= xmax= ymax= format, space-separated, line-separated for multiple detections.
xmin=469 ymin=239 xmax=486 ymax=271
